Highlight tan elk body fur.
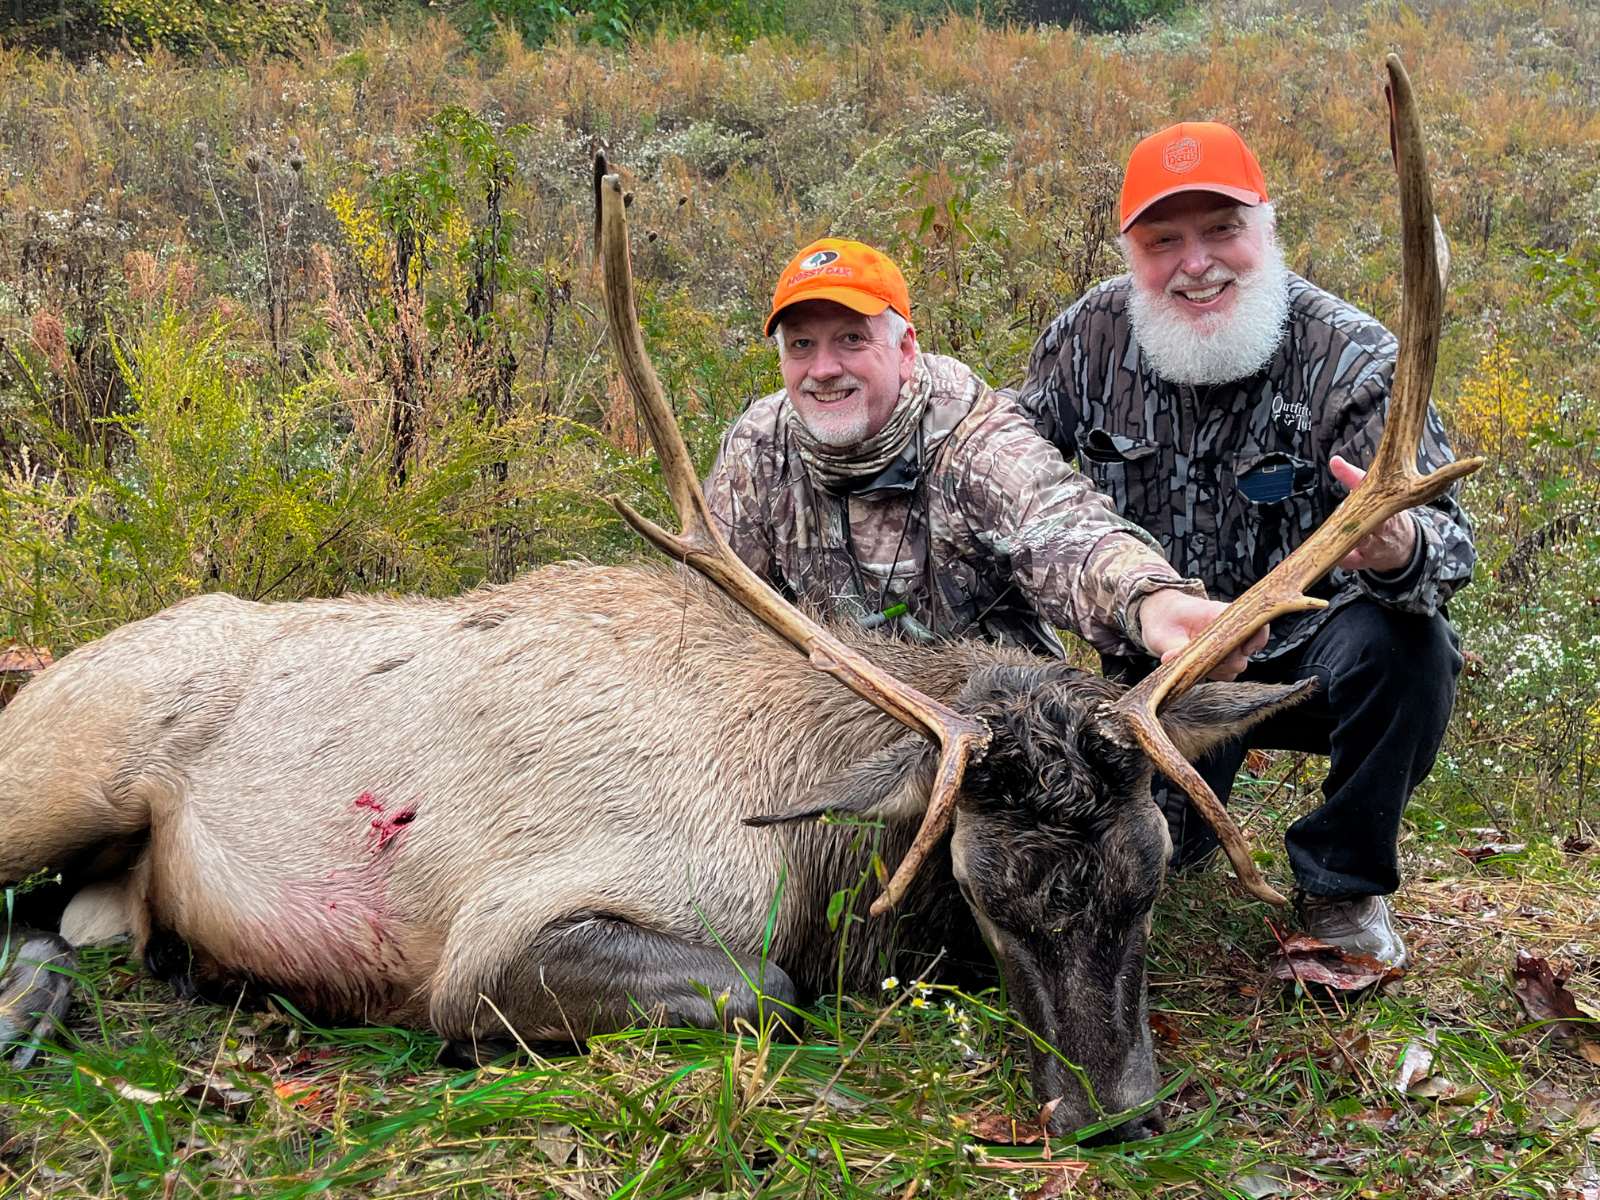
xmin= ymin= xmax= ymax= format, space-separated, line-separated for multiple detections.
xmin=0 ymin=564 xmax=1019 ymax=1031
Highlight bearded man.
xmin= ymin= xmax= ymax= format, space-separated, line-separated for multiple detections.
xmin=1013 ymin=122 xmax=1475 ymax=968
xmin=706 ymin=236 xmax=1266 ymax=704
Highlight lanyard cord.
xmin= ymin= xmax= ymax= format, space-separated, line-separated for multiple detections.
xmin=839 ymin=427 xmax=923 ymax=621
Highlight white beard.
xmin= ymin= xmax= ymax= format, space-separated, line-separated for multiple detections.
xmin=793 ymin=375 xmax=871 ymax=447
xmin=1127 ymin=239 xmax=1291 ymax=386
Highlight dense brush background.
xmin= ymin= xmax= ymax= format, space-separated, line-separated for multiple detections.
xmin=1 ymin=0 xmax=1598 ymax=1195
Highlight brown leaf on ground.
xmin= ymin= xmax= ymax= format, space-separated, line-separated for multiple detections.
xmin=1526 ymin=1083 xmax=1600 ymax=1130
xmin=969 ymin=1109 xmax=1047 ymax=1146
xmin=1233 ymin=1163 xmax=1293 ymax=1198
xmin=1512 ymin=951 xmax=1600 ymax=1064
xmin=1394 ymin=1032 xmax=1437 ymax=1091
xmin=1563 ymin=835 xmax=1595 ymax=855
xmin=1404 ymin=1076 xmax=1483 ymax=1104
xmin=1349 ymin=1105 xmax=1401 ymax=1132
xmin=1148 ymin=1010 xmax=1183 ymax=1047
xmin=179 ymin=1077 xmax=254 ymax=1121
xmin=1270 ymin=935 xmax=1405 ymax=991
xmin=0 ymin=644 xmax=52 ymax=674
xmin=1456 ymin=840 xmax=1526 ymax=863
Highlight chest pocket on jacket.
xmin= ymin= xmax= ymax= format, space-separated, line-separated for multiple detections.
xmin=1232 ymin=451 xmax=1320 ymax=577
xmin=1235 ymin=452 xmax=1316 ymax=504
xmin=1078 ymin=427 xmax=1157 ymax=513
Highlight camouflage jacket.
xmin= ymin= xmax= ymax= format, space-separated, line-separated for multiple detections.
xmin=703 ymin=353 xmax=1205 ymax=658
xmin=1010 ymin=272 xmax=1476 ymax=659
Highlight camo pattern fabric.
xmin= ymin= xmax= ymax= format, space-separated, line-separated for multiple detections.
xmin=1008 ymin=272 xmax=1476 ymax=659
xmin=703 ymin=352 xmax=1205 ymax=658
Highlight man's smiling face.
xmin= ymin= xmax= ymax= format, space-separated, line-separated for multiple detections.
xmin=1124 ymin=191 xmax=1268 ymax=325
xmin=776 ymin=300 xmax=915 ymax=449
xmin=1121 ymin=190 xmax=1290 ymax=387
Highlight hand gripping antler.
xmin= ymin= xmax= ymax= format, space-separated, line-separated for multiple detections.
xmin=593 ymin=155 xmax=991 ymax=916
xmin=1105 ymin=56 xmax=1484 ymax=906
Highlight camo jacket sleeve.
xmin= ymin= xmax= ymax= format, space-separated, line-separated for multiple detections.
xmin=703 ymin=400 xmax=781 ymax=584
xmin=942 ymin=394 xmax=1207 ymax=656
xmin=1330 ymin=372 xmax=1476 ymax=614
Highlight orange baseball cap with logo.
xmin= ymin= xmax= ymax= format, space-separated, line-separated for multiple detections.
xmin=1119 ymin=121 xmax=1269 ymax=233
xmin=764 ymin=238 xmax=912 ymax=336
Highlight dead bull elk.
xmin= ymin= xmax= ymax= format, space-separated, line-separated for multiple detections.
xmin=1 ymin=58 xmax=1473 ymax=1141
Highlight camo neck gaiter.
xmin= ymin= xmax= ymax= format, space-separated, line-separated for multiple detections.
xmin=784 ymin=356 xmax=934 ymax=494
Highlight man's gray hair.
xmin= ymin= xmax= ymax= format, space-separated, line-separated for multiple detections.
xmin=772 ymin=308 xmax=913 ymax=360
xmin=1115 ymin=199 xmax=1278 ymax=262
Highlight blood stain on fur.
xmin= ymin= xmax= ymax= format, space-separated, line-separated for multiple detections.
xmin=354 ymin=791 xmax=384 ymax=813
xmin=368 ymin=806 xmax=417 ymax=852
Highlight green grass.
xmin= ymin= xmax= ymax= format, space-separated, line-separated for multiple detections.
xmin=4 ymin=797 xmax=1597 ymax=1198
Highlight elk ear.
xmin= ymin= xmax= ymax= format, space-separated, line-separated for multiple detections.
xmin=1156 ymin=678 xmax=1317 ymax=761
xmin=744 ymin=735 xmax=936 ymax=828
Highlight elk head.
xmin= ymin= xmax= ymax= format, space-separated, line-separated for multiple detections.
xmin=752 ymin=664 xmax=1311 ymax=1138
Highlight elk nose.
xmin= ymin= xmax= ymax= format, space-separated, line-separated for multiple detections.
xmin=1083 ymin=1109 xmax=1165 ymax=1146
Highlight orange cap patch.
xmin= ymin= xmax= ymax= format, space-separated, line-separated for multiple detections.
xmin=1119 ymin=121 xmax=1269 ymax=233
xmin=764 ymin=238 xmax=912 ymax=336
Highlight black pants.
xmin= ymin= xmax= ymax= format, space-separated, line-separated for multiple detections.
xmin=1103 ymin=599 xmax=1463 ymax=899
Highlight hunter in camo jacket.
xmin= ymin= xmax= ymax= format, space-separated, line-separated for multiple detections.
xmin=1012 ymin=273 xmax=1475 ymax=660
xmin=1009 ymin=120 xmax=1477 ymax=966
xmin=705 ymin=239 xmax=1210 ymax=662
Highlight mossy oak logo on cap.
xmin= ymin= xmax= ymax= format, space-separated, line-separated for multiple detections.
xmin=1162 ymin=136 xmax=1202 ymax=174
xmin=799 ymin=250 xmax=839 ymax=269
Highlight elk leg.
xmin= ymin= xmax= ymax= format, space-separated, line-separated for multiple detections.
xmin=429 ymin=910 xmax=799 ymax=1060
xmin=0 ymin=930 xmax=74 ymax=1068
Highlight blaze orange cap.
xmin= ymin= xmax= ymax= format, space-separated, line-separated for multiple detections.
xmin=1119 ymin=121 xmax=1269 ymax=233
xmin=764 ymin=238 xmax=911 ymax=336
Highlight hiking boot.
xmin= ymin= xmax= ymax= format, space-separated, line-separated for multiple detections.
xmin=1297 ymin=894 xmax=1408 ymax=969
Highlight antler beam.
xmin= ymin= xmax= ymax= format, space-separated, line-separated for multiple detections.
xmin=1106 ymin=55 xmax=1484 ymax=906
xmin=593 ymin=154 xmax=990 ymax=916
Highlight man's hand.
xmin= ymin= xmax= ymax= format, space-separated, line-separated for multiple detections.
xmin=1329 ymin=455 xmax=1419 ymax=574
xmin=1136 ymin=589 xmax=1268 ymax=681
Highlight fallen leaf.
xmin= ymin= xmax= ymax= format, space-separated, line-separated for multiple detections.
xmin=1404 ymin=1076 xmax=1481 ymax=1103
xmin=1512 ymin=951 xmax=1600 ymax=1064
xmin=0 ymin=644 xmax=52 ymax=674
xmin=107 ymin=1077 xmax=165 ymax=1105
xmin=1455 ymin=840 xmax=1526 ymax=863
xmin=968 ymin=1099 xmax=1059 ymax=1148
xmin=530 ymin=1122 xmax=577 ymax=1166
xmin=969 ymin=1111 xmax=1047 ymax=1146
xmin=1233 ymin=1163 xmax=1292 ymax=1198
xmin=1270 ymin=935 xmax=1405 ymax=991
xmin=1350 ymin=1105 xmax=1400 ymax=1132
xmin=179 ymin=1078 xmax=254 ymax=1120
xmin=1526 ymin=1083 xmax=1600 ymax=1130
xmin=1394 ymin=1032 xmax=1437 ymax=1091
xmin=1148 ymin=1010 xmax=1182 ymax=1047
xmin=273 ymin=1080 xmax=323 ymax=1107
xmin=1564 ymin=835 xmax=1595 ymax=855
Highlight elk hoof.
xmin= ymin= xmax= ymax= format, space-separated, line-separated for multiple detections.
xmin=0 ymin=931 xmax=75 ymax=1069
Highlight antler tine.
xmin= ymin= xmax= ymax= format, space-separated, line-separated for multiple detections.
xmin=593 ymin=157 xmax=991 ymax=916
xmin=1105 ymin=56 xmax=1484 ymax=906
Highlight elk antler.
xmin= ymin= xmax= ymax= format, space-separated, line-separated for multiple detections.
xmin=593 ymin=154 xmax=991 ymax=917
xmin=1106 ymin=55 xmax=1484 ymax=906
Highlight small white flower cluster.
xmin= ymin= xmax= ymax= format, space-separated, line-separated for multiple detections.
xmin=880 ymin=975 xmax=935 ymax=1009
xmin=943 ymin=999 xmax=983 ymax=1062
